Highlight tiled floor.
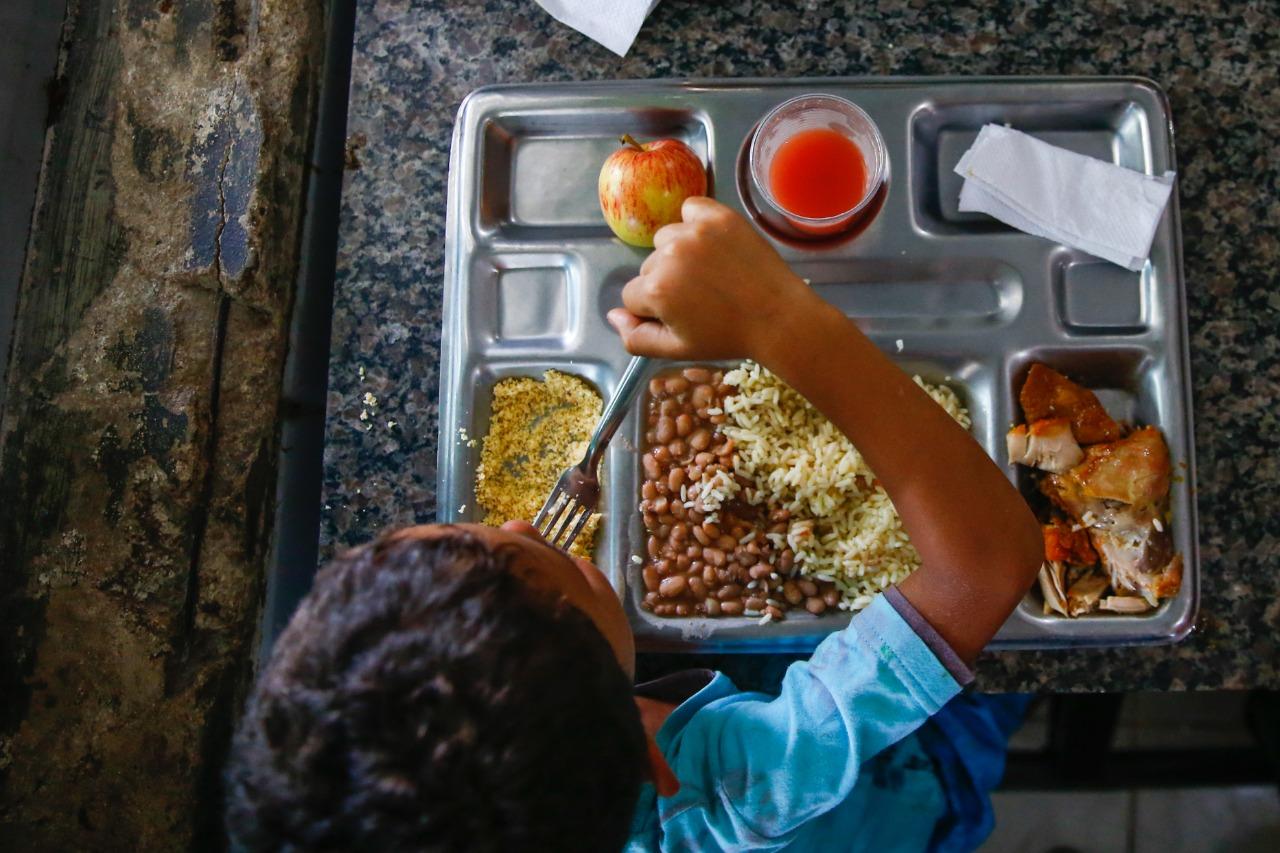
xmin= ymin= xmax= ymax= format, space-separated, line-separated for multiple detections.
xmin=985 ymin=691 xmax=1277 ymax=851
xmin=982 ymin=786 xmax=1280 ymax=852
xmin=983 ymin=790 xmax=1134 ymax=852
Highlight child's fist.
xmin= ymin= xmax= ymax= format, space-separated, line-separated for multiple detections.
xmin=606 ymin=197 xmax=822 ymax=361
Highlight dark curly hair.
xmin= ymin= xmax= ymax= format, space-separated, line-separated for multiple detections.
xmin=226 ymin=530 xmax=648 ymax=852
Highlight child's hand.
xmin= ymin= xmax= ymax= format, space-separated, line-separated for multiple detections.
xmin=606 ymin=197 xmax=825 ymax=361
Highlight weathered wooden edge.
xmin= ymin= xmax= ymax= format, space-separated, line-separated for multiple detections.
xmin=0 ymin=1 xmax=324 ymax=847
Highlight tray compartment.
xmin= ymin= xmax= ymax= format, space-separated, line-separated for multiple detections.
xmin=623 ymin=355 xmax=995 ymax=651
xmin=1001 ymin=344 xmax=1193 ymax=626
xmin=910 ymin=99 xmax=1153 ymax=236
xmin=1052 ymin=250 xmax=1150 ymax=335
xmin=795 ymin=257 xmax=1023 ymax=331
xmin=443 ymin=357 xmax=616 ymax=528
xmin=478 ymin=108 xmax=710 ymax=239
xmin=467 ymin=252 xmax=582 ymax=350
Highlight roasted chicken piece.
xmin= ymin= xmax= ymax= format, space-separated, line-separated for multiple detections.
xmin=1020 ymin=364 xmax=1123 ymax=444
xmin=1041 ymin=427 xmax=1181 ymax=606
xmin=1042 ymin=519 xmax=1098 ymax=566
xmin=1008 ymin=417 xmax=1084 ymax=473
xmin=1059 ymin=426 xmax=1171 ymax=513
xmin=1039 ymin=561 xmax=1110 ymax=616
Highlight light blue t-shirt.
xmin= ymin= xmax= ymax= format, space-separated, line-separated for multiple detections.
xmin=626 ymin=594 xmax=964 ymax=852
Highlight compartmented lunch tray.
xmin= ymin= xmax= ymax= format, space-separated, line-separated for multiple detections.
xmin=438 ymin=77 xmax=1197 ymax=651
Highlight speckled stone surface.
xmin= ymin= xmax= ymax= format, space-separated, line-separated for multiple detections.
xmin=322 ymin=0 xmax=1280 ymax=691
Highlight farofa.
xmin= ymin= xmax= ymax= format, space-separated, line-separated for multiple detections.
xmin=475 ymin=370 xmax=602 ymax=558
xmin=718 ymin=360 xmax=970 ymax=612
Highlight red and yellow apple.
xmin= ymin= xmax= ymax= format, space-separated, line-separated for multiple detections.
xmin=598 ymin=135 xmax=707 ymax=247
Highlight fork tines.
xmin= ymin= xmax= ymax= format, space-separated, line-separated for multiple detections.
xmin=533 ymin=487 xmax=592 ymax=552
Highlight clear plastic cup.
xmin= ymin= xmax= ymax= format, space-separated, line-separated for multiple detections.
xmin=748 ymin=94 xmax=888 ymax=238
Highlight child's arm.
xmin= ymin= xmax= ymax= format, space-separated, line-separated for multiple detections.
xmin=608 ymin=198 xmax=1042 ymax=664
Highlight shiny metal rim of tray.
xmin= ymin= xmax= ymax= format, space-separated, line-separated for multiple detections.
xmin=437 ymin=76 xmax=1198 ymax=652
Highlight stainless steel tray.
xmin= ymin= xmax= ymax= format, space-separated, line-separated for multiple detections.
xmin=438 ymin=77 xmax=1198 ymax=651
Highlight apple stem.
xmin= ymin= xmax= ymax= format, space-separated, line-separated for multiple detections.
xmin=619 ymin=133 xmax=645 ymax=152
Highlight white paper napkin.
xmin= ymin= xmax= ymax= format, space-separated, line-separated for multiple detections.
xmin=534 ymin=0 xmax=661 ymax=57
xmin=955 ymin=124 xmax=1175 ymax=271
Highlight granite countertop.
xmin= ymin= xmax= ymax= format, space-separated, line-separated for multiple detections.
xmin=321 ymin=0 xmax=1280 ymax=692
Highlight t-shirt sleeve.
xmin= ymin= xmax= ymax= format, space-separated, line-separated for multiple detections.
xmin=656 ymin=593 xmax=965 ymax=850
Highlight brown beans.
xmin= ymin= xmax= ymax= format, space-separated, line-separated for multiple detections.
xmin=659 ymin=575 xmax=687 ymax=598
xmin=717 ymin=584 xmax=744 ymax=600
xmin=639 ymin=368 xmax=845 ymax=622
xmin=643 ymin=453 xmax=660 ymax=480
xmin=642 ymin=566 xmax=660 ymax=592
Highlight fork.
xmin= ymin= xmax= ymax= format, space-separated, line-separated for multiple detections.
xmin=533 ymin=356 xmax=652 ymax=551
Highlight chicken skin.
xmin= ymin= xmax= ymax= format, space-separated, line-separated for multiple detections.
xmin=1019 ymin=364 xmax=1123 ymax=444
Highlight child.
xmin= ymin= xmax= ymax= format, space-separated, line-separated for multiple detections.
xmin=227 ymin=198 xmax=1043 ymax=852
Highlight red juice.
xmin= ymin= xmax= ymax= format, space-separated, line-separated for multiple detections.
xmin=767 ymin=128 xmax=868 ymax=220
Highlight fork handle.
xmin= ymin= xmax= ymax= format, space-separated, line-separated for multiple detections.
xmin=583 ymin=356 xmax=651 ymax=470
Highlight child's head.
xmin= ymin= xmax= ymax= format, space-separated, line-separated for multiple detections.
xmin=226 ymin=522 xmax=650 ymax=851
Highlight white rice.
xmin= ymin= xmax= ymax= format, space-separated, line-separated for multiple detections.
xmin=710 ymin=360 xmax=971 ymax=613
